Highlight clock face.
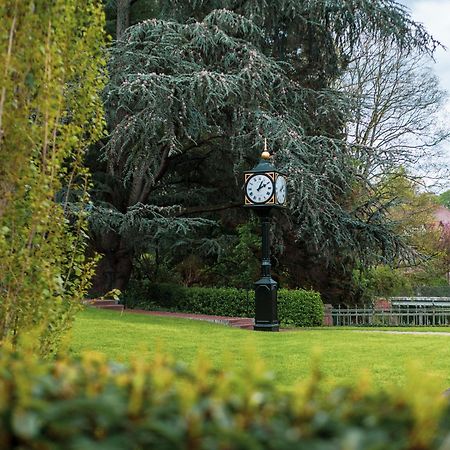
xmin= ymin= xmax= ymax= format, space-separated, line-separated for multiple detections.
xmin=246 ymin=174 xmax=274 ymax=204
xmin=275 ymin=175 xmax=287 ymax=204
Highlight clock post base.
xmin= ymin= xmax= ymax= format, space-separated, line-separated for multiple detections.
xmin=254 ymin=323 xmax=280 ymax=332
xmin=254 ymin=276 xmax=279 ymax=332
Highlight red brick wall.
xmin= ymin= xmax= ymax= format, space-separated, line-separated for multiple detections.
xmin=323 ymin=304 xmax=333 ymax=326
xmin=374 ymin=298 xmax=392 ymax=310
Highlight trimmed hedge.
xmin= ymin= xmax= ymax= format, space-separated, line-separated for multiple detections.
xmin=278 ymin=289 xmax=323 ymax=327
xmin=0 ymin=345 xmax=449 ymax=449
xmin=123 ymin=281 xmax=324 ymax=327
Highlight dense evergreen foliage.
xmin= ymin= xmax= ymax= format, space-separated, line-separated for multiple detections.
xmin=91 ymin=0 xmax=441 ymax=303
xmin=0 ymin=0 xmax=106 ymax=354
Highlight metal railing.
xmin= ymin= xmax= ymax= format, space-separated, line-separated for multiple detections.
xmin=332 ymin=303 xmax=450 ymax=327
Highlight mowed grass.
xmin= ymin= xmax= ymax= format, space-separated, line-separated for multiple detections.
xmin=70 ymin=308 xmax=450 ymax=389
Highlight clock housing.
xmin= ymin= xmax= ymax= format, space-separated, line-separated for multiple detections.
xmin=244 ymin=157 xmax=287 ymax=208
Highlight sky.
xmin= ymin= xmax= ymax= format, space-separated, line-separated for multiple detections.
xmin=401 ymin=0 xmax=450 ymax=190
xmin=407 ymin=0 xmax=450 ymax=98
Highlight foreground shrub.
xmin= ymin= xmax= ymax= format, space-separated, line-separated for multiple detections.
xmin=0 ymin=1 xmax=106 ymax=355
xmin=0 ymin=344 xmax=448 ymax=449
xmin=123 ymin=282 xmax=323 ymax=326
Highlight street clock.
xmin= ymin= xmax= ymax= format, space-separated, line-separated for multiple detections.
xmin=244 ymin=151 xmax=287 ymax=208
xmin=243 ymin=145 xmax=288 ymax=332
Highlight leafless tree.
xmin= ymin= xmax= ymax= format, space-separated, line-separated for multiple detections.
xmin=340 ymin=38 xmax=450 ymax=186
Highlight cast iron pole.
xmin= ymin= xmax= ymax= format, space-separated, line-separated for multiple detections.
xmin=254 ymin=210 xmax=279 ymax=331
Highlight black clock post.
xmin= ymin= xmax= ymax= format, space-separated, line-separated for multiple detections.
xmin=243 ymin=148 xmax=287 ymax=332
xmin=253 ymin=207 xmax=278 ymax=331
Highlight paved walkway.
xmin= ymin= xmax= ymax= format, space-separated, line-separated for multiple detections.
xmin=125 ymin=309 xmax=255 ymax=330
xmin=351 ymin=329 xmax=450 ymax=336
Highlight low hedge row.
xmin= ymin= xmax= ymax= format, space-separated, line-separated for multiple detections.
xmin=0 ymin=345 xmax=449 ymax=449
xmin=123 ymin=281 xmax=324 ymax=327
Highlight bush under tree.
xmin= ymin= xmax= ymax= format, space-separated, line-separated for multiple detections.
xmin=123 ymin=282 xmax=324 ymax=327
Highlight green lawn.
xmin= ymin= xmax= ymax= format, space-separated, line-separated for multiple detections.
xmin=70 ymin=308 xmax=450 ymax=390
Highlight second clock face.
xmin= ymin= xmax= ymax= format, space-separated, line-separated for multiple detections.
xmin=246 ymin=174 xmax=274 ymax=203
xmin=276 ymin=175 xmax=287 ymax=204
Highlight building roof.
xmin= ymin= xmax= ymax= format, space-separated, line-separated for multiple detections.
xmin=434 ymin=206 xmax=450 ymax=224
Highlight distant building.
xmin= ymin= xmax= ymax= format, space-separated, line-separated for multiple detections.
xmin=434 ymin=206 xmax=450 ymax=226
xmin=434 ymin=206 xmax=450 ymax=284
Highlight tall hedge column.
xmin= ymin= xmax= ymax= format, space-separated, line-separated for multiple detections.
xmin=0 ymin=0 xmax=106 ymax=354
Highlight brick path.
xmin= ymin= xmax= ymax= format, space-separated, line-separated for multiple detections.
xmin=126 ymin=309 xmax=255 ymax=330
xmin=87 ymin=300 xmax=255 ymax=330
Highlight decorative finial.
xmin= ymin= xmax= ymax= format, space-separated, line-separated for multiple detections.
xmin=261 ymin=138 xmax=271 ymax=160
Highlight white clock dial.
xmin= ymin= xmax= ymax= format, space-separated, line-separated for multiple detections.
xmin=246 ymin=174 xmax=274 ymax=204
xmin=275 ymin=175 xmax=286 ymax=204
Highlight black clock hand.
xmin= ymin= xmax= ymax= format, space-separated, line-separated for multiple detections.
xmin=256 ymin=181 xmax=270 ymax=192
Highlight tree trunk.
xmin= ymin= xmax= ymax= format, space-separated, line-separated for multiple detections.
xmin=116 ymin=0 xmax=131 ymax=40
xmin=93 ymin=0 xmax=132 ymax=297
xmin=89 ymin=233 xmax=133 ymax=297
xmin=283 ymin=232 xmax=356 ymax=305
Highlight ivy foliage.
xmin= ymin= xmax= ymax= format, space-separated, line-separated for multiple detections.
xmin=0 ymin=0 xmax=106 ymax=355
